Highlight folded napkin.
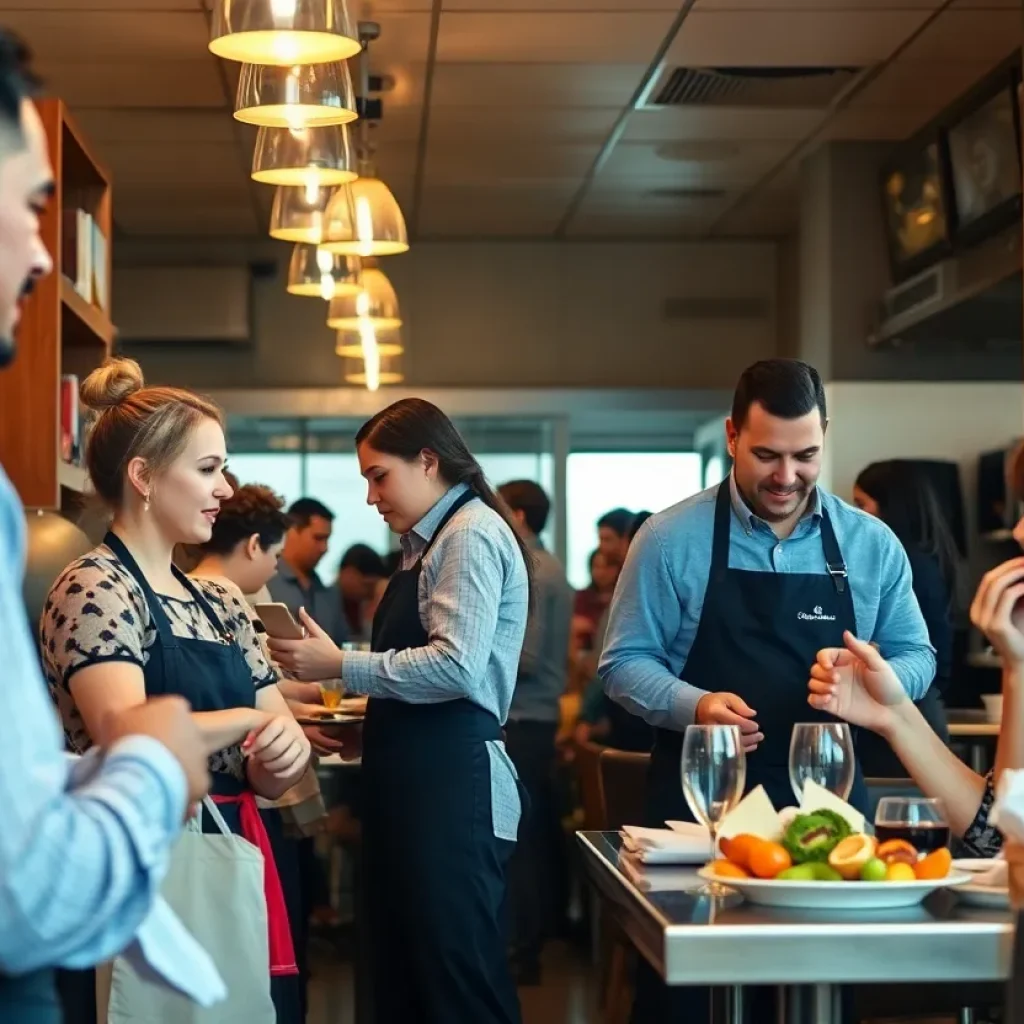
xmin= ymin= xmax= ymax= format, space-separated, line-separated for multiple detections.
xmin=620 ymin=824 xmax=712 ymax=864
xmin=618 ymin=851 xmax=704 ymax=892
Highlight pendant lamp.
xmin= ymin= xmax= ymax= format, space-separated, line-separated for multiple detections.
xmin=335 ymin=327 xmax=403 ymax=357
xmin=287 ymin=245 xmax=361 ymax=298
xmin=320 ymin=176 xmax=409 ymax=257
xmin=269 ymin=183 xmax=334 ymax=243
xmin=341 ymin=322 xmax=404 ymax=392
xmin=326 ymin=266 xmax=401 ymax=330
xmin=236 ymin=61 xmax=357 ymax=128
xmin=209 ymin=0 xmax=360 ymax=66
xmin=252 ymin=124 xmax=356 ymax=187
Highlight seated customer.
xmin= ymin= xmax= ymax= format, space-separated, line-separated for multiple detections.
xmin=807 ymin=555 xmax=1024 ymax=857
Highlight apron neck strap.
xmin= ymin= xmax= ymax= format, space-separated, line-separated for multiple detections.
xmin=711 ymin=481 xmax=848 ymax=595
xmin=419 ymin=488 xmax=478 ymax=560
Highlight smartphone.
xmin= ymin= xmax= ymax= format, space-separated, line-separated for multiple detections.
xmin=253 ymin=602 xmax=305 ymax=640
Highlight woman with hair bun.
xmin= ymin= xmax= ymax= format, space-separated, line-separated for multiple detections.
xmin=41 ymin=358 xmax=309 ymax=1024
xmin=269 ymin=398 xmax=531 ymax=1024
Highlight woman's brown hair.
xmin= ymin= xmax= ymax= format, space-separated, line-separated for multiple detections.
xmin=81 ymin=357 xmax=223 ymax=508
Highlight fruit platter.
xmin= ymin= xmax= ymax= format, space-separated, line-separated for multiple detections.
xmin=696 ymin=783 xmax=970 ymax=910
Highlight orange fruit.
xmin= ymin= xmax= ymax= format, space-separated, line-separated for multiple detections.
xmin=914 ymin=847 xmax=952 ymax=881
xmin=719 ymin=833 xmax=760 ymax=870
xmin=828 ymin=834 xmax=877 ymax=880
xmin=748 ymin=840 xmax=793 ymax=879
xmin=885 ymin=861 xmax=917 ymax=882
xmin=877 ymin=839 xmax=919 ymax=866
xmin=709 ymin=859 xmax=750 ymax=879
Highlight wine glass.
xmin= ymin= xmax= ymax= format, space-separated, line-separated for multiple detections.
xmin=875 ymin=797 xmax=950 ymax=853
xmin=681 ymin=725 xmax=746 ymax=892
xmin=789 ymin=722 xmax=855 ymax=802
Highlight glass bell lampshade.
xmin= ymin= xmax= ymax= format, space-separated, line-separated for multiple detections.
xmin=235 ymin=61 xmax=357 ymax=127
xmin=252 ymin=124 xmax=356 ymax=187
xmin=287 ymin=245 xmax=361 ymax=298
xmin=326 ymin=266 xmax=401 ymax=330
xmin=320 ymin=177 xmax=409 ymax=257
xmin=209 ymin=0 xmax=360 ymax=66
xmin=269 ymin=183 xmax=335 ymax=243
xmin=335 ymin=327 xmax=403 ymax=357
xmin=341 ymin=322 xmax=404 ymax=392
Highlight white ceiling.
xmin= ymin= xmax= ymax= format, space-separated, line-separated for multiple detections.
xmin=0 ymin=0 xmax=1018 ymax=241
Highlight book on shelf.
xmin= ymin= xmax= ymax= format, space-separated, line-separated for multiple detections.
xmin=61 ymin=208 xmax=93 ymax=304
xmin=60 ymin=373 xmax=81 ymax=465
xmin=91 ymin=220 xmax=109 ymax=314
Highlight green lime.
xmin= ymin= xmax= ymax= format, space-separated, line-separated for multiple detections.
xmin=860 ymin=858 xmax=887 ymax=882
xmin=777 ymin=864 xmax=817 ymax=881
xmin=810 ymin=863 xmax=843 ymax=882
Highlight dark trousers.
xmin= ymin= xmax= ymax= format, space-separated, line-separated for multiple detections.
xmin=504 ymin=719 xmax=561 ymax=967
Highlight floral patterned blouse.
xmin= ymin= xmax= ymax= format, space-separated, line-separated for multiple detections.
xmin=963 ymin=771 xmax=1002 ymax=858
xmin=40 ymin=544 xmax=278 ymax=779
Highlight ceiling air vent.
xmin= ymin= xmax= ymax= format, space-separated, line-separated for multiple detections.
xmin=643 ymin=66 xmax=866 ymax=110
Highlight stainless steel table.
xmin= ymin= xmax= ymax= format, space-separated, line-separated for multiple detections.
xmin=578 ymin=830 xmax=1013 ymax=1024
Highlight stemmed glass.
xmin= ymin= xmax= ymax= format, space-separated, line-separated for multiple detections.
xmin=789 ymin=722 xmax=855 ymax=802
xmin=875 ymin=797 xmax=950 ymax=853
xmin=681 ymin=725 xmax=747 ymax=893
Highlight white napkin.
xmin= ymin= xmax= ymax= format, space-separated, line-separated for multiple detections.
xmin=992 ymin=770 xmax=1024 ymax=836
xmin=120 ymin=897 xmax=227 ymax=1007
xmin=618 ymin=851 xmax=703 ymax=892
xmin=620 ymin=824 xmax=712 ymax=864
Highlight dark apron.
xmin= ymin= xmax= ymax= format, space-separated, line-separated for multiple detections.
xmin=58 ymin=532 xmax=301 ymax=1024
xmin=634 ymin=481 xmax=867 ymax=1024
xmin=645 ymin=480 xmax=869 ymax=826
xmin=0 ymin=971 xmax=61 ymax=1024
xmin=362 ymin=490 xmax=522 ymax=1024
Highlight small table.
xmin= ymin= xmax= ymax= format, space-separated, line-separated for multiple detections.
xmin=947 ymin=709 xmax=1000 ymax=772
xmin=578 ymin=830 xmax=1012 ymax=1024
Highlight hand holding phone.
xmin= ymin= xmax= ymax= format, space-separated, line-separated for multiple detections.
xmin=253 ymin=602 xmax=305 ymax=640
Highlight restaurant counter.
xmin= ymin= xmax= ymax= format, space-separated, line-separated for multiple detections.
xmin=578 ymin=830 xmax=1012 ymax=1024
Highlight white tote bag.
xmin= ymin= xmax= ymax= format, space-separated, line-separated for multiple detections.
xmin=99 ymin=797 xmax=275 ymax=1024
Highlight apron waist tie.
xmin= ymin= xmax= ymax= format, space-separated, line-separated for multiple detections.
xmin=212 ymin=792 xmax=298 ymax=977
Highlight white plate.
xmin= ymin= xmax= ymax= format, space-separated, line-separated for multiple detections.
xmin=697 ymin=867 xmax=971 ymax=909
xmin=955 ymin=882 xmax=1009 ymax=909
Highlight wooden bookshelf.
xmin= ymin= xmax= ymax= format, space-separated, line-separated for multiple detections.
xmin=0 ymin=98 xmax=112 ymax=510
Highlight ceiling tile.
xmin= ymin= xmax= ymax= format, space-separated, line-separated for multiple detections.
xmin=896 ymin=9 xmax=1021 ymax=62
xmin=427 ymin=106 xmax=620 ymax=142
xmin=72 ymin=110 xmax=237 ymax=146
xmin=442 ymin=0 xmax=680 ymax=8
xmin=430 ymin=63 xmax=646 ymax=107
xmin=597 ymin=139 xmax=790 ymax=185
xmin=368 ymin=12 xmax=434 ymax=63
xmin=424 ymin=142 xmax=598 ymax=186
xmin=360 ymin=0 xmax=435 ymax=10
xmin=41 ymin=61 xmax=226 ymax=109
xmin=623 ymin=107 xmax=822 ymax=142
xmin=0 ymin=0 xmax=198 ymax=7
xmin=418 ymin=185 xmax=574 ymax=236
xmin=567 ymin=209 xmax=717 ymax=238
xmin=1 ymin=11 xmax=209 ymax=61
xmin=436 ymin=12 xmax=678 ymax=63
xmin=103 ymin=142 xmax=248 ymax=188
xmin=824 ymin=106 xmax=938 ymax=141
xmin=666 ymin=9 xmax=934 ymax=66
xmin=694 ymin=0 xmax=941 ymax=7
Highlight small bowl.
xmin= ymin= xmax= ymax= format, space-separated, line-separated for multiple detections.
xmin=982 ymin=694 xmax=1003 ymax=722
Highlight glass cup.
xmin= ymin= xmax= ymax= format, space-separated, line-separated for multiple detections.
xmin=319 ymin=678 xmax=344 ymax=710
xmin=789 ymin=722 xmax=855 ymax=802
xmin=874 ymin=797 xmax=950 ymax=853
xmin=681 ymin=724 xmax=747 ymax=893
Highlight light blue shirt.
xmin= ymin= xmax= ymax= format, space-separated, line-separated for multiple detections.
xmin=343 ymin=483 xmax=529 ymax=840
xmin=600 ymin=476 xmax=936 ymax=731
xmin=0 ymin=467 xmax=187 ymax=974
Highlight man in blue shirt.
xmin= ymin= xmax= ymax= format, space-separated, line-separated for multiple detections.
xmin=600 ymin=358 xmax=935 ymax=1021
xmin=602 ymin=359 xmax=935 ymax=802
xmin=267 ymin=497 xmax=349 ymax=646
xmin=0 ymin=34 xmax=211 ymax=1022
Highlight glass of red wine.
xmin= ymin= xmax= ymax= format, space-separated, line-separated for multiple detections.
xmin=874 ymin=797 xmax=951 ymax=853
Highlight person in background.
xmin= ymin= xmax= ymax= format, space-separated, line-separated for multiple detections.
xmin=268 ymin=497 xmax=349 ymax=646
xmin=0 ymin=34 xmax=211 ymax=1024
xmin=337 ymin=542 xmax=388 ymax=641
xmin=571 ymin=548 xmax=618 ymax=657
xmin=600 ymin=359 xmax=934 ymax=1024
xmin=41 ymin=358 xmax=311 ymax=1024
xmin=852 ymin=459 xmax=959 ymax=776
xmin=497 ymin=479 xmax=574 ymax=987
xmin=597 ymin=507 xmax=634 ymax=568
xmin=365 ymin=549 xmax=402 ymax=623
xmin=268 ymin=398 xmax=530 ymax=1024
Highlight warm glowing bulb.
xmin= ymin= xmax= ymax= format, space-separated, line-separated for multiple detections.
xmin=271 ymin=35 xmax=301 ymax=63
xmin=355 ymin=290 xmax=371 ymax=317
xmin=320 ymin=274 xmax=336 ymax=300
xmin=271 ymin=0 xmax=297 ymax=16
xmin=360 ymin=320 xmax=380 ymax=392
xmin=315 ymin=249 xmax=333 ymax=273
xmin=304 ymin=180 xmax=319 ymax=205
xmin=355 ymin=195 xmax=374 ymax=253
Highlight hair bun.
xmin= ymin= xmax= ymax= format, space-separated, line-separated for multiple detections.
xmin=80 ymin=357 xmax=145 ymax=411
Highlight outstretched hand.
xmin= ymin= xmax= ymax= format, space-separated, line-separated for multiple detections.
xmin=266 ymin=608 xmax=343 ymax=682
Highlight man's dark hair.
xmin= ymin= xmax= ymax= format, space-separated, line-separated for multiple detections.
xmin=498 ymin=479 xmax=551 ymax=536
xmin=287 ymin=497 xmax=334 ymax=529
xmin=629 ymin=510 xmax=653 ymax=541
xmin=731 ymin=359 xmax=826 ymax=431
xmin=597 ymin=507 xmax=634 ymax=537
xmin=0 ymin=31 xmax=38 ymax=128
xmin=340 ymin=543 xmax=387 ymax=578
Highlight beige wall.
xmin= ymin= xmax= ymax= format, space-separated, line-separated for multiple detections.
xmin=119 ymin=241 xmax=779 ymax=391
xmin=823 ymin=381 xmax=1024 ymax=556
